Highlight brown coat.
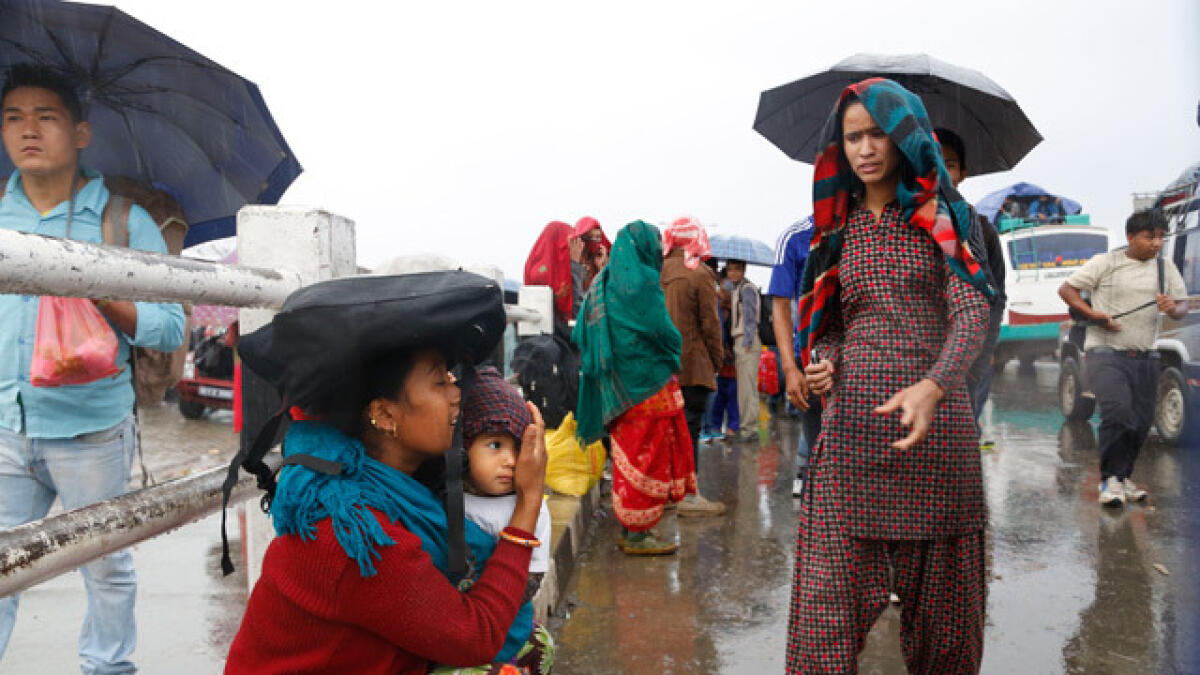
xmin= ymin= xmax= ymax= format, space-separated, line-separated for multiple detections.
xmin=661 ymin=249 xmax=724 ymax=389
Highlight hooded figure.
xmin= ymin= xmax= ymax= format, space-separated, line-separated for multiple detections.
xmin=573 ymin=221 xmax=696 ymax=554
xmin=785 ymin=79 xmax=990 ymax=674
xmin=524 ymin=221 xmax=577 ymax=323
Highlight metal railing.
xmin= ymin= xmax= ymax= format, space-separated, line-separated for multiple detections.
xmin=0 ymin=456 xmax=280 ymax=597
xmin=0 ymin=224 xmax=545 ymax=597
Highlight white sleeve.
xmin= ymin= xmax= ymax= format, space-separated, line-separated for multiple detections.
xmin=530 ymin=500 xmax=553 ymax=574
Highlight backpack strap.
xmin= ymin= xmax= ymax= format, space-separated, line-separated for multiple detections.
xmin=444 ymin=363 xmax=475 ymax=580
xmin=101 ymin=195 xmax=132 ymax=248
xmin=1158 ymin=256 xmax=1165 ymax=295
xmin=220 ymin=401 xmax=290 ymax=575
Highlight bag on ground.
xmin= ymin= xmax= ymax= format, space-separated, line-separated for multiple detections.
xmin=544 ymin=412 xmax=606 ymax=497
xmin=758 ymin=348 xmax=780 ymax=396
xmin=31 ymin=296 xmax=120 ymax=387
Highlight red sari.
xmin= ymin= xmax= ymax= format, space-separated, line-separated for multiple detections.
xmin=609 ymin=378 xmax=697 ymax=531
xmin=524 ymin=221 xmax=574 ymax=320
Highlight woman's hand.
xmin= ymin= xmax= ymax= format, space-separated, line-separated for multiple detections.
xmin=873 ymin=378 xmax=945 ymax=450
xmin=568 ymin=237 xmax=584 ymax=264
xmin=509 ymin=402 xmax=547 ymax=533
xmin=805 ymin=359 xmax=835 ymax=396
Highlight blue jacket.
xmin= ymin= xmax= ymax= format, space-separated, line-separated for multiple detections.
xmin=0 ymin=167 xmax=185 ymax=438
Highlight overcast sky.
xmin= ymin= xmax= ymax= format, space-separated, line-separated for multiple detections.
xmin=114 ymin=0 xmax=1199 ymax=285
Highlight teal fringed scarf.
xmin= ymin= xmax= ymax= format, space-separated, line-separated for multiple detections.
xmin=796 ymin=77 xmax=996 ymax=366
xmin=271 ymin=420 xmax=532 ymax=661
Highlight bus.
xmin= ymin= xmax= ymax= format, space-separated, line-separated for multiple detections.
xmin=994 ymin=215 xmax=1109 ymax=371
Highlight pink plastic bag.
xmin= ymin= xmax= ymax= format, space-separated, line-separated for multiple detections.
xmin=31 ymin=297 xmax=120 ymax=387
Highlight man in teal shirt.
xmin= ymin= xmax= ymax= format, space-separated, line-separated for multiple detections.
xmin=0 ymin=64 xmax=184 ymax=673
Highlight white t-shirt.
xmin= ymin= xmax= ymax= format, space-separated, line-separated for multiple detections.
xmin=1066 ymin=249 xmax=1188 ymax=351
xmin=463 ymin=493 xmax=552 ymax=574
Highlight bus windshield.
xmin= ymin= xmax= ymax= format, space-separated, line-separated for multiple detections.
xmin=1007 ymin=232 xmax=1107 ymax=270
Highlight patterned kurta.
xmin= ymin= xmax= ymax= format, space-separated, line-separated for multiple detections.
xmin=786 ymin=204 xmax=991 ymax=674
xmin=808 ymin=203 xmax=989 ymax=539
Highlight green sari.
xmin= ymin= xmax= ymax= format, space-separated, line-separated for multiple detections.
xmin=572 ymin=220 xmax=683 ymax=444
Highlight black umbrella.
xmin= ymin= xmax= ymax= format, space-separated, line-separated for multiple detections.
xmin=0 ymin=0 xmax=302 ymax=246
xmin=754 ymin=53 xmax=1041 ymax=176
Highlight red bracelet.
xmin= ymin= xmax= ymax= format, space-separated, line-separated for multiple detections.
xmin=499 ymin=530 xmax=541 ymax=549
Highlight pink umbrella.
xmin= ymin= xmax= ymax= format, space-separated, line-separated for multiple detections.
xmin=192 ymin=304 xmax=238 ymax=328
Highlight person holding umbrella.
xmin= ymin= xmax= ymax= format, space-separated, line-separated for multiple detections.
xmin=0 ymin=64 xmax=186 ymax=672
xmin=936 ymin=127 xmax=1007 ymax=442
xmin=787 ymin=78 xmax=993 ymax=673
xmin=724 ymin=258 xmax=763 ymax=441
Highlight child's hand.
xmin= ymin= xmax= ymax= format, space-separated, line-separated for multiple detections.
xmin=513 ymin=402 xmax=547 ymax=502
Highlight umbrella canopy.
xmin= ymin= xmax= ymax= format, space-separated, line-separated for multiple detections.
xmin=754 ymin=53 xmax=1042 ymax=176
xmin=975 ymin=182 xmax=1083 ymax=225
xmin=0 ymin=0 xmax=302 ymax=246
xmin=708 ymin=233 xmax=775 ymax=266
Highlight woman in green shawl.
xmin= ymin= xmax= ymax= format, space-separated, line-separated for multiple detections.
xmin=572 ymin=220 xmax=698 ymax=555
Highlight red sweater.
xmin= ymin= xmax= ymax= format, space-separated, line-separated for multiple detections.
xmin=224 ymin=509 xmax=532 ymax=674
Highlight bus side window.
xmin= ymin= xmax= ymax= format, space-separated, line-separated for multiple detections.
xmin=1178 ymin=229 xmax=1200 ymax=295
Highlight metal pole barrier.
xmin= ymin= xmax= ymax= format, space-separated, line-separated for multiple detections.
xmin=0 ymin=455 xmax=281 ymax=598
xmin=236 ymin=206 xmax=358 ymax=588
xmin=0 ymin=228 xmax=301 ymax=307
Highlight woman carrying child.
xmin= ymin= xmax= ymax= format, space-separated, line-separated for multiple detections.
xmin=573 ymin=220 xmax=698 ymax=555
xmin=224 ymin=272 xmax=549 ymax=674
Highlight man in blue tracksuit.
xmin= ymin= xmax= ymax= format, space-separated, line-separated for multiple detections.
xmin=768 ymin=216 xmax=818 ymax=497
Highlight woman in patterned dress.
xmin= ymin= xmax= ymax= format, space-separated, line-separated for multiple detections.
xmin=785 ymin=79 xmax=996 ymax=673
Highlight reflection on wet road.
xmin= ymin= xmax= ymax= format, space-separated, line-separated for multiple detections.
xmin=555 ymin=363 xmax=1200 ymax=674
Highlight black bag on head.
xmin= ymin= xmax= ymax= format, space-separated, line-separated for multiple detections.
xmin=511 ymin=334 xmax=578 ymax=430
xmin=220 ymin=271 xmax=507 ymax=577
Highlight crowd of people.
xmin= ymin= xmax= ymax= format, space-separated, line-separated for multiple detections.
xmin=0 ymin=58 xmax=1189 ymax=675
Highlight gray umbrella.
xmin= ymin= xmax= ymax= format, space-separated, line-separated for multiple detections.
xmin=754 ymin=53 xmax=1042 ymax=176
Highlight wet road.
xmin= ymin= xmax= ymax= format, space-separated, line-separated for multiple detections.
xmin=3 ymin=369 xmax=1197 ymax=673
xmin=3 ymin=402 xmax=245 ymax=674
xmin=554 ymin=363 xmax=1200 ymax=674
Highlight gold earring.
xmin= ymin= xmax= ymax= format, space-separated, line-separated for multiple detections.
xmin=370 ymin=416 xmax=378 ymax=427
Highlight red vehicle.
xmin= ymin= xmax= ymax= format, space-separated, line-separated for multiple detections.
xmin=176 ymin=330 xmax=236 ymax=419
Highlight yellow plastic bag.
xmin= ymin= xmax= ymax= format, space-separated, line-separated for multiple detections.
xmin=544 ymin=412 xmax=606 ymax=496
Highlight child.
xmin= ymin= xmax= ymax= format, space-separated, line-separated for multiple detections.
xmin=439 ymin=366 xmax=555 ymax=674
xmin=709 ymin=276 xmax=741 ymax=439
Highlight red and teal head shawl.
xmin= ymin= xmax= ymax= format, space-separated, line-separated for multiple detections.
xmin=795 ymin=77 xmax=995 ymax=366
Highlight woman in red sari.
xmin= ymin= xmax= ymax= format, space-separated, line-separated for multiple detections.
xmin=572 ymin=220 xmax=697 ymax=555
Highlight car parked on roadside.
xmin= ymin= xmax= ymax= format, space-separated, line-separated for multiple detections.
xmin=175 ymin=328 xmax=235 ymax=419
